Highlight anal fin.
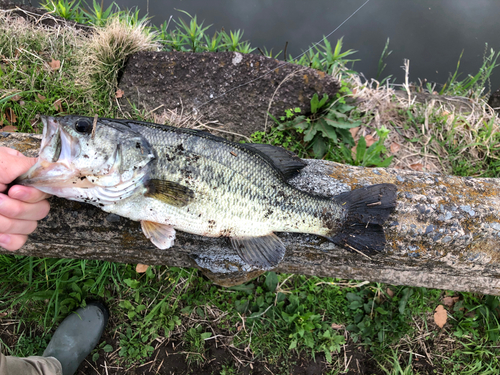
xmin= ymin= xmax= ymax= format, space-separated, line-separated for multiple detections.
xmin=141 ymin=220 xmax=176 ymax=249
xmin=230 ymin=233 xmax=286 ymax=270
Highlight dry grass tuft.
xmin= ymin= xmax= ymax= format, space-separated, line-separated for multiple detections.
xmin=79 ymin=16 xmax=159 ymax=102
xmin=338 ymin=65 xmax=500 ymax=174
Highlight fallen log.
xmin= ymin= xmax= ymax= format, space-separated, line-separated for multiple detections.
xmin=2 ymin=131 xmax=500 ymax=294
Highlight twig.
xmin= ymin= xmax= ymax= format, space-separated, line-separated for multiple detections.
xmin=91 ymin=114 xmax=98 ymax=139
xmin=345 ymin=244 xmax=372 ymax=260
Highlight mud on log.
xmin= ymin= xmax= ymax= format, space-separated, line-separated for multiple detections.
xmin=3 ymin=131 xmax=500 ymax=294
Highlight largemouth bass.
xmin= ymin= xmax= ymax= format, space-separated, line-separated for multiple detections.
xmin=17 ymin=115 xmax=397 ymax=269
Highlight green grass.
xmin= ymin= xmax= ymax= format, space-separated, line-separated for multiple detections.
xmin=2 ymin=255 xmax=500 ymax=373
xmin=2 ymin=3 xmax=500 ymax=374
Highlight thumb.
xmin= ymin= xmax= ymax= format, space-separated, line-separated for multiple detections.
xmin=0 ymin=148 xmax=38 ymax=185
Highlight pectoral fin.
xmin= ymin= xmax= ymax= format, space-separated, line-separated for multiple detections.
xmin=141 ymin=220 xmax=176 ymax=249
xmin=230 ymin=233 xmax=286 ymax=270
xmin=144 ymin=179 xmax=194 ymax=207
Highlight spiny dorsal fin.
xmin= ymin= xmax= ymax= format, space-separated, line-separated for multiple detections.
xmin=144 ymin=179 xmax=194 ymax=207
xmin=244 ymin=143 xmax=306 ymax=180
xmin=230 ymin=233 xmax=286 ymax=270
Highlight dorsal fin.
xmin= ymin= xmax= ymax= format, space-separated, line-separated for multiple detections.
xmin=243 ymin=143 xmax=306 ymax=180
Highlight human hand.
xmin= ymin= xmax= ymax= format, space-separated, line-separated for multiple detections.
xmin=0 ymin=147 xmax=51 ymax=251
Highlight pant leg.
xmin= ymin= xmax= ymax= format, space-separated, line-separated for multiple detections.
xmin=0 ymin=351 xmax=62 ymax=375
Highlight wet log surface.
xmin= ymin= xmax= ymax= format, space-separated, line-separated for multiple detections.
xmin=3 ymin=131 xmax=500 ymax=294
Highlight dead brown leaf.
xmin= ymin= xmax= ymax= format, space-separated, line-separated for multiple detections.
xmin=410 ymin=163 xmax=424 ymax=171
xmin=49 ymin=59 xmax=61 ymax=70
xmin=349 ymin=127 xmax=359 ymax=138
xmin=5 ymin=108 xmax=17 ymax=124
xmin=11 ymin=94 xmax=21 ymax=102
xmin=136 ymin=264 xmax=149 ymax=273
xmin=434 ymin=305 xmax=447 ymax=328
xmin=364 ymin=134 xmax=377 ymax=147
xmin=442 ymin=296 xmax=459 ymax=307
xmin=331 ymin=323 xmax=343 ymax=330
xmin=37 ymin=93 xmax=46 ymax=102
xmin=53 ymin=99 xmax=63 ymax=112
xmin=1 ymin=125 xmax=17 ymax=132
xmin=115 ymin=89 xmax=124 ymax=98
xmin=390 ymin=142 xmax=401 ymax=154
xmin=386 ymin=288 xmax=394 ymax=298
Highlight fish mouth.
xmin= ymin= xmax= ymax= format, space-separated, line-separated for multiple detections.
xmin=17 ymin=116 xmax=80 ymax=187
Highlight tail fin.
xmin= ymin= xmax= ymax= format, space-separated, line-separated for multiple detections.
xmin=329 ymin=183 xmax=397 ymax=254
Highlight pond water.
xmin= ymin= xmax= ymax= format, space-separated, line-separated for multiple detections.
xmin=30 ymin=0 xmax=500 ymax=93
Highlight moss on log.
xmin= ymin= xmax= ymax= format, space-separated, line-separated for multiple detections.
xmin=2 ymin=131 xmax=500 ymax=293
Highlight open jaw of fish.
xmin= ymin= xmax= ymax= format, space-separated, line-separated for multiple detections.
xmin=17 ymin=115 xmax=398 ymax=271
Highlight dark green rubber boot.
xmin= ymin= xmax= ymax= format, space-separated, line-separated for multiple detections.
xmin=43 ymin=301 xmax=109 ymax=375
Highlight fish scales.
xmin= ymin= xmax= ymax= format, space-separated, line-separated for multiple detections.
xmin=118 ymin=121 xmax=336 ymax=238
xmin=17 ymin=115 xmax=397 ymax=269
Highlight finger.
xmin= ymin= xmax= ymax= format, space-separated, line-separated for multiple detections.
xmin=8 ymin=185 xmax=52 ymax=203
xmin=0 ymin=234 xmax=29 ymax=252
xmin=0 ymin=215 xmax=38 ymax=235
xmin=0 ymin=194 xmax=50 ymax=221
xmin=0 ymin=147 xmax=38 ymax=185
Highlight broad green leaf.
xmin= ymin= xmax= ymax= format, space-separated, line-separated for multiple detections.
xmin=337 ymin=128 xmax=355 ymax=146
xmin=200 ymin=332 xmax=212 ymax=340
xmin=316 ymin=118 xmax=338 ymax=142
xmin=318 ymin=93 xmax=329 ymax=108
xmin=228 ymin=283 xmax=254 ymax=295
xmin=349 ymin=300 xmax=363 ymax=310
xmin=324 ymin=118 xmax=361 ymax=129
xmin=378 ymin=156 xmax=394 ymax=167
xmin=325 ymin=350 xmax=332 ymax=363
xmin=124 ymin=278 xmax=141 ymax=289
xmin=303 ymin=126 xmax=317 ymax=142
xmin=235 ymin=299 xmax=249 ymax=314
xmin=312 ymin=136 xmax=326 ymax=158
xmin=265 ymin=272 xmax=279 ymax=292
xmin=356 ymin=136 xmax=367 ymax=163
xmin=345 ymin=292 xmax=363 ymax=302
xmin=375 ymin=306 xmax=389 ymax=315
xmin=399 ymin=288 xmax=414 ymax=315
xmin=310 ymin=93 xmax=319 ymax=113
xmin=119 ymin=300 xmax=133 ymax=310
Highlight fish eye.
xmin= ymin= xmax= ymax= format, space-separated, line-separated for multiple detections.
xmin=75 ymin=119 xmax=92 ymax=134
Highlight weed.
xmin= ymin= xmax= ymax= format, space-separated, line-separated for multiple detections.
xmin=157 ymin=11 xmax=254 ymax=54
xmin=41 ymin=0 xmax=87 ymax=23
xmin=340 ymin=126 xmax=393 ymax=167
xmin=80 ymin=15 xmax=158 ymax=110
xmin=439 ymin=45 xmax=500 ymax=98
xmin=377 ymin=350 xmax=415 ymax=375
xmin=183 ymin=325 xmax=212 ymax=365
xmin=376 ymin=37 xmax=392 ymax=84
xmin=293 ymin=37 xmax=358 ymax=77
